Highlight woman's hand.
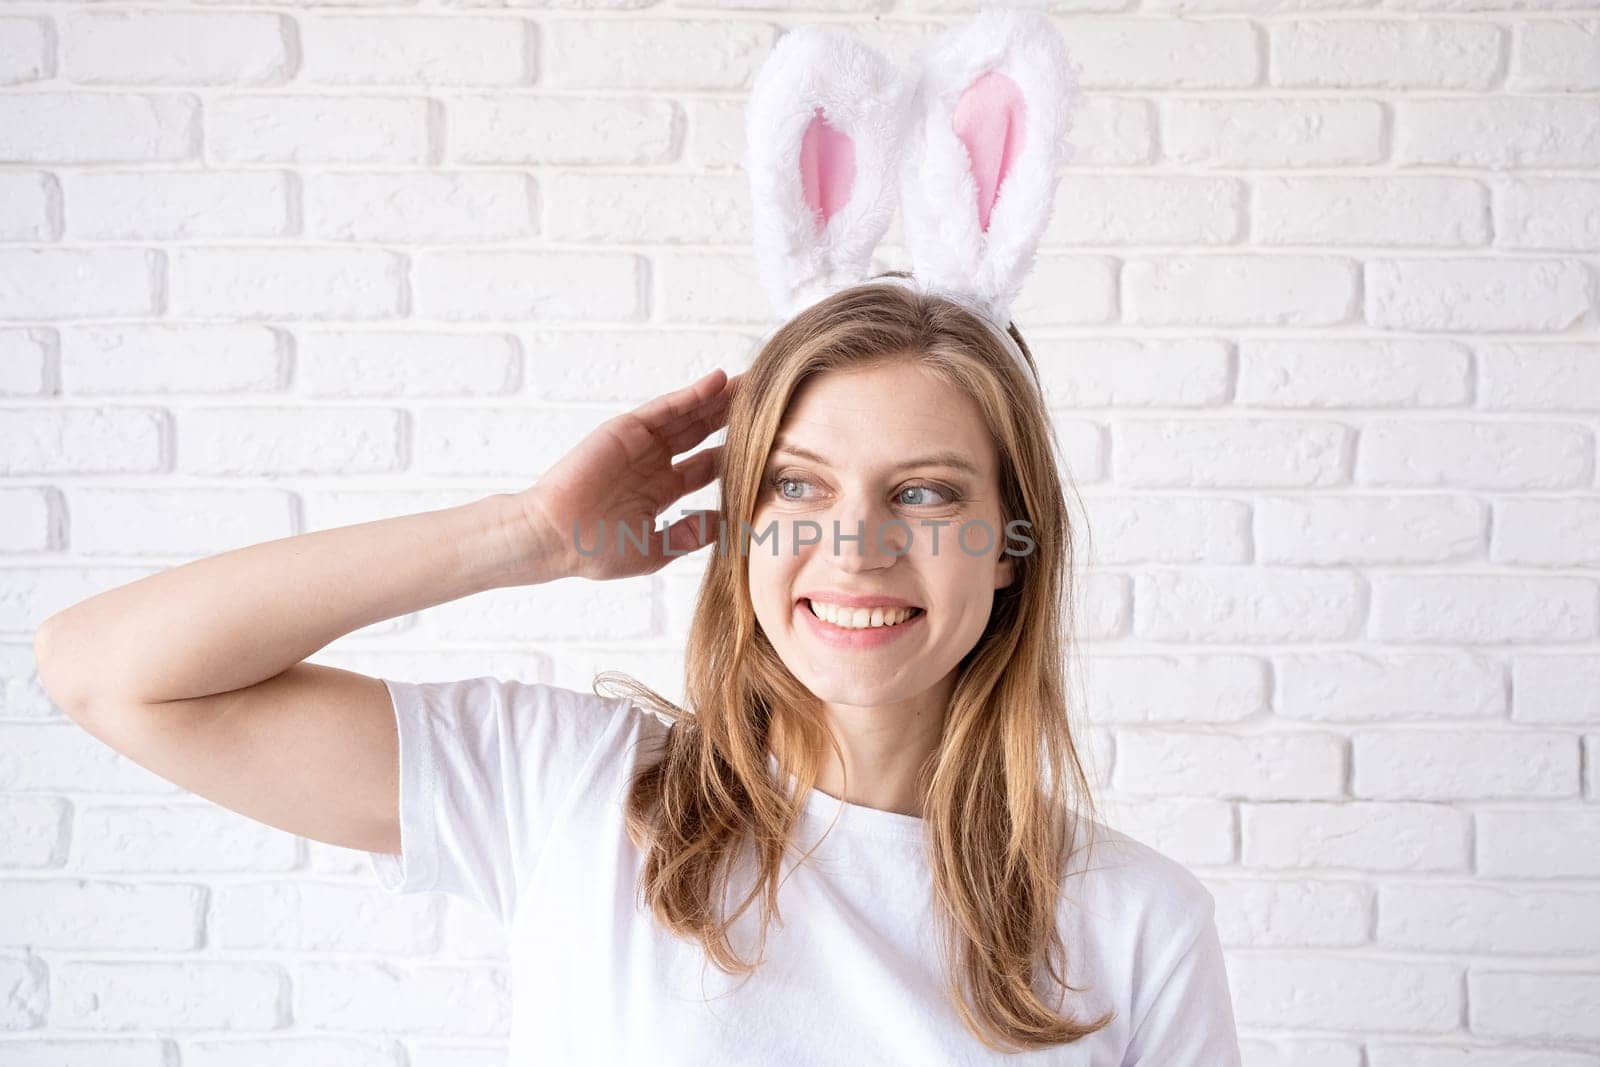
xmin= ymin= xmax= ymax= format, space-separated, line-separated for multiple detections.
xmin=511 ymin=368 xmax=742 ymax=583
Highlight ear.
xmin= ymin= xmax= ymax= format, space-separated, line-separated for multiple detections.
xmin=745 ymin=28 xmax=913 ymax=320
xmin=898 ymin=10 xmax=1080 ymax=327
xmin=995 ymin=553 xmax=1016 ymax=591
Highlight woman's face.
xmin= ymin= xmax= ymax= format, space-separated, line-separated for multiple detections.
xmin=747 ymin=359 xmax=1017 ymax=708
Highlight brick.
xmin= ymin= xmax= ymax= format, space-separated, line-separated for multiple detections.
xmin=208 ymin=95 xmax=428 ymax=164
xmin=1115 ymin=419 xmax=1351 ymax=487
xmin=0 ymin=329 xmax=52 ymax=397
xmin=1371 ymin=574 xmax=1599 ymax=643
xmin=1230 ymin=954 xmax=1461 ymax=1032
xmin=301 ymin=15 xmax=529 ymax=86
xmin=306 ymin=172 xmax=535 ymax=243
xmin=1369 ymin=1044 xmax=1598 ymax=1067
xmin=0 ymin=953 xmax=47 ymax=1028
xmin=1049 ymin=174 xmax=1242 ymax=246
xmin=0 ymin=486 xmax=53 ymax=551
xmin=52 ymin=961 xmax=284 ymax=1029
xmin=1272 ymin=20 xmax=1500 ymax=90
xmin=0 ymin=796 xmax=68 ymax=867
xmin=1237 ymin=338 xmax=1471 ymax=408
xmin=1242 ymin=802 xmax=1468 ymax=871
xmin=1163 ymin=99 xmax=1383 ymax=168
xmin=0 ymin=94 xmax=196 ymax=163
xmin=1369 ymin=256 xmax=1591 ymax=331
xmin=295 ymin=961 xmax=507 ymax=1035
xmin=1511 ymin=654 xmax=1600 ymax=723
xmin=170 ymin=247 xmax=405 ymax=320
xmin=0 ymin=879 xmax=202 ymax=950
xmin=1133 ymin=568 xmax=1363 ymax=642
xmin=1208 ymin=877 xmax=1371 ymax=947
xmin=1036 ymin=338 xmax=1233 ymax=408
xmin=1477 ymin=808 xmax=1600 ymax=878
xmin=213 ymin=881 xmax=438 ymax=953
xmin=176 ymin=407 xmax=402 ymax=476
xmin=0 ymin=723 xmax=182 ymax=794
xmin=0 ymin=407 xmax=165 ymax=476
xmin=61 ymin=324 xmax=284 ymax=395
xmin=0 ymin=171 xmax=55 ymax=240
xmin=1114 ymin=729 xmax=1345 ymax=799
xmin=75 ymin=803 xmax=298 ymax=872
xmin=184 ymin=1038 xmax=395 ymax=1067
xmin=448 ymin=96 xmax=676 ymax=165
xmin=1237 ymin=1039 xmax=1361 ymax=1067
xmin=1493 ymin=498 xmax=1600 ymax=568
xmin=62 ymin=171 xmax=291 ymax=240
xmin=1267 ymin=652 xmax=1504 ymax=726
xmin=1357 ymin=419 xmax=1591 ymax=489
xmin=63 ymin=12 xmax=290 ymax=85
xmin=1079 ymin=654 xmax=1266 ymax=723
xmin=1124 ymin=255 xmax=1358 ymax=326
xmin=1380 ymin=883 xmax=1600 ymax=954
xmin=0 ymin=17 xmax=49 ymax=85
xmin=0 ymin=1041 xmax=171 ymax=1066
xmin=0 ymin=249 xmax=160 ymax=320
xmin=545 ymin=20 xmax=776 ymax=91
xmin=296 ymin=330 xmax=518 ymax=398
xmin=1256 ymin=176 xmax=1488 ymax=246
xmin=545 ymin=173 xmax=745 ymax=244
xmin=1258 ymin=493 xmax=1483 ymax=565
xmin=1352 ymin=730 xmax=1579 ymax=799
xmin=1497 ymin=183 xmax=1600 ymax=252
xmin=413 ymin=250 xmax=645 ymax=323
xmin=1469 ymin=971 xmax=1600 ymax=1040
xmin=523 ymin=330 xmax=744 ymax=403
xmin=1398 ymin=99 xmax=1600 ymax=167
xmin=1055 ymin=18 xmax=1255 ymax=88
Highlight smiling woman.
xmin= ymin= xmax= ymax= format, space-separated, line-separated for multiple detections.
xmin=580 ymin=276 xmax=1240 ymax=1063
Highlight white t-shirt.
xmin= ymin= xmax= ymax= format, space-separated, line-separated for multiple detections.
xmin=366 ymin=676 xmax=1241 ymax=1066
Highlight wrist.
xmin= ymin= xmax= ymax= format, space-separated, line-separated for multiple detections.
xmin=477 ymin=491 xmax=570 ymax=588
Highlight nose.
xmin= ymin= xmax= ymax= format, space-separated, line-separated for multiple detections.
xmin=824 ymin=493 xmax=910 ymax=573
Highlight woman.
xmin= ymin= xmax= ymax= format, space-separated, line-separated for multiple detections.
xmin=34 ymin=277 xmax=1241 ymax=1064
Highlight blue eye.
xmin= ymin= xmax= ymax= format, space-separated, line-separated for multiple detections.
xmin=899 ymin=485 xmax=945 ymax=507
xmin=772 ymin=475 xmax=812 ymax=501
xmin=767 ymin=473 xmax=963 ymax=508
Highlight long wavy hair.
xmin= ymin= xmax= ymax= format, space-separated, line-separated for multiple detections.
xmin=593 ymin=272 xmax=1111 ymax=1052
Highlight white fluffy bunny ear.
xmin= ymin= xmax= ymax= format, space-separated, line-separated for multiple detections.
xmin=745 ymin=28 xmax=912 ymax=320
xmin=899 ymin=8 xmax=1079 ymax=328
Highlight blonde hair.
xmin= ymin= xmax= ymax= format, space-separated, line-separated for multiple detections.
xmin=594 ymin=272 xmax=1112 ymax=1052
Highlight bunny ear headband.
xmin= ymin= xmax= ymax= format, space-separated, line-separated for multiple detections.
xmin=744 ymin=7 xmax=1079 ymax=388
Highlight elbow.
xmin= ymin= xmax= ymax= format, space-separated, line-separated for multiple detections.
xmin=32 ymin=618 xmax=93 ymax=722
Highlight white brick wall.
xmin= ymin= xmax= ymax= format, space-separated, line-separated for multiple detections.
xmin=3 ymin=2 xmax=1597 ymax=1063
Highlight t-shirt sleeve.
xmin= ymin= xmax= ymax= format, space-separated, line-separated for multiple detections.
xmin=364 ymin=675 xmax=631 ymax=928
xmin=1119 ymin=888 xmax=1241 ymax=1067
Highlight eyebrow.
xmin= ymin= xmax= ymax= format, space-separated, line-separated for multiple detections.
xmin=770 ymin=438 xmax=984 ymax=478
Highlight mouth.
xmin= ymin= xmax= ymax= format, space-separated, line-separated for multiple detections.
xmin=799 ymin=598 xmax=926 ymax=631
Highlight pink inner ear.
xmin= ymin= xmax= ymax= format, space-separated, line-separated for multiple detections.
xmin=800 ymin=106 xmax=856 ymax=233
xmin=953 ymin=70 xmax=1027 ymax=233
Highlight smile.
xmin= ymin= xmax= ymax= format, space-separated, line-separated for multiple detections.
xmin=795 ymin=598 xmax=927 ymax=650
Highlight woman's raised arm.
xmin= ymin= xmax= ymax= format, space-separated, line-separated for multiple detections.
xmin=27 ymin=367 xmax=737 ymax=853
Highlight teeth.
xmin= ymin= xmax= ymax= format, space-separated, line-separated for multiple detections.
xmin=807 ymin=599 xmax=920 ymax=629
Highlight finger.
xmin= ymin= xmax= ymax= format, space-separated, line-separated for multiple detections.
xmin=631 ymin=369 xmax=727 ymax=437
xmin=662 ymin=375 xmax=742 ymax=456
xmin=600 ymin=371 xmax=733 ymax=470
xmin=659 ymin=510 xmax=719 ymax=558
xmin=670 ymin=443 xmax=724 ymax=500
